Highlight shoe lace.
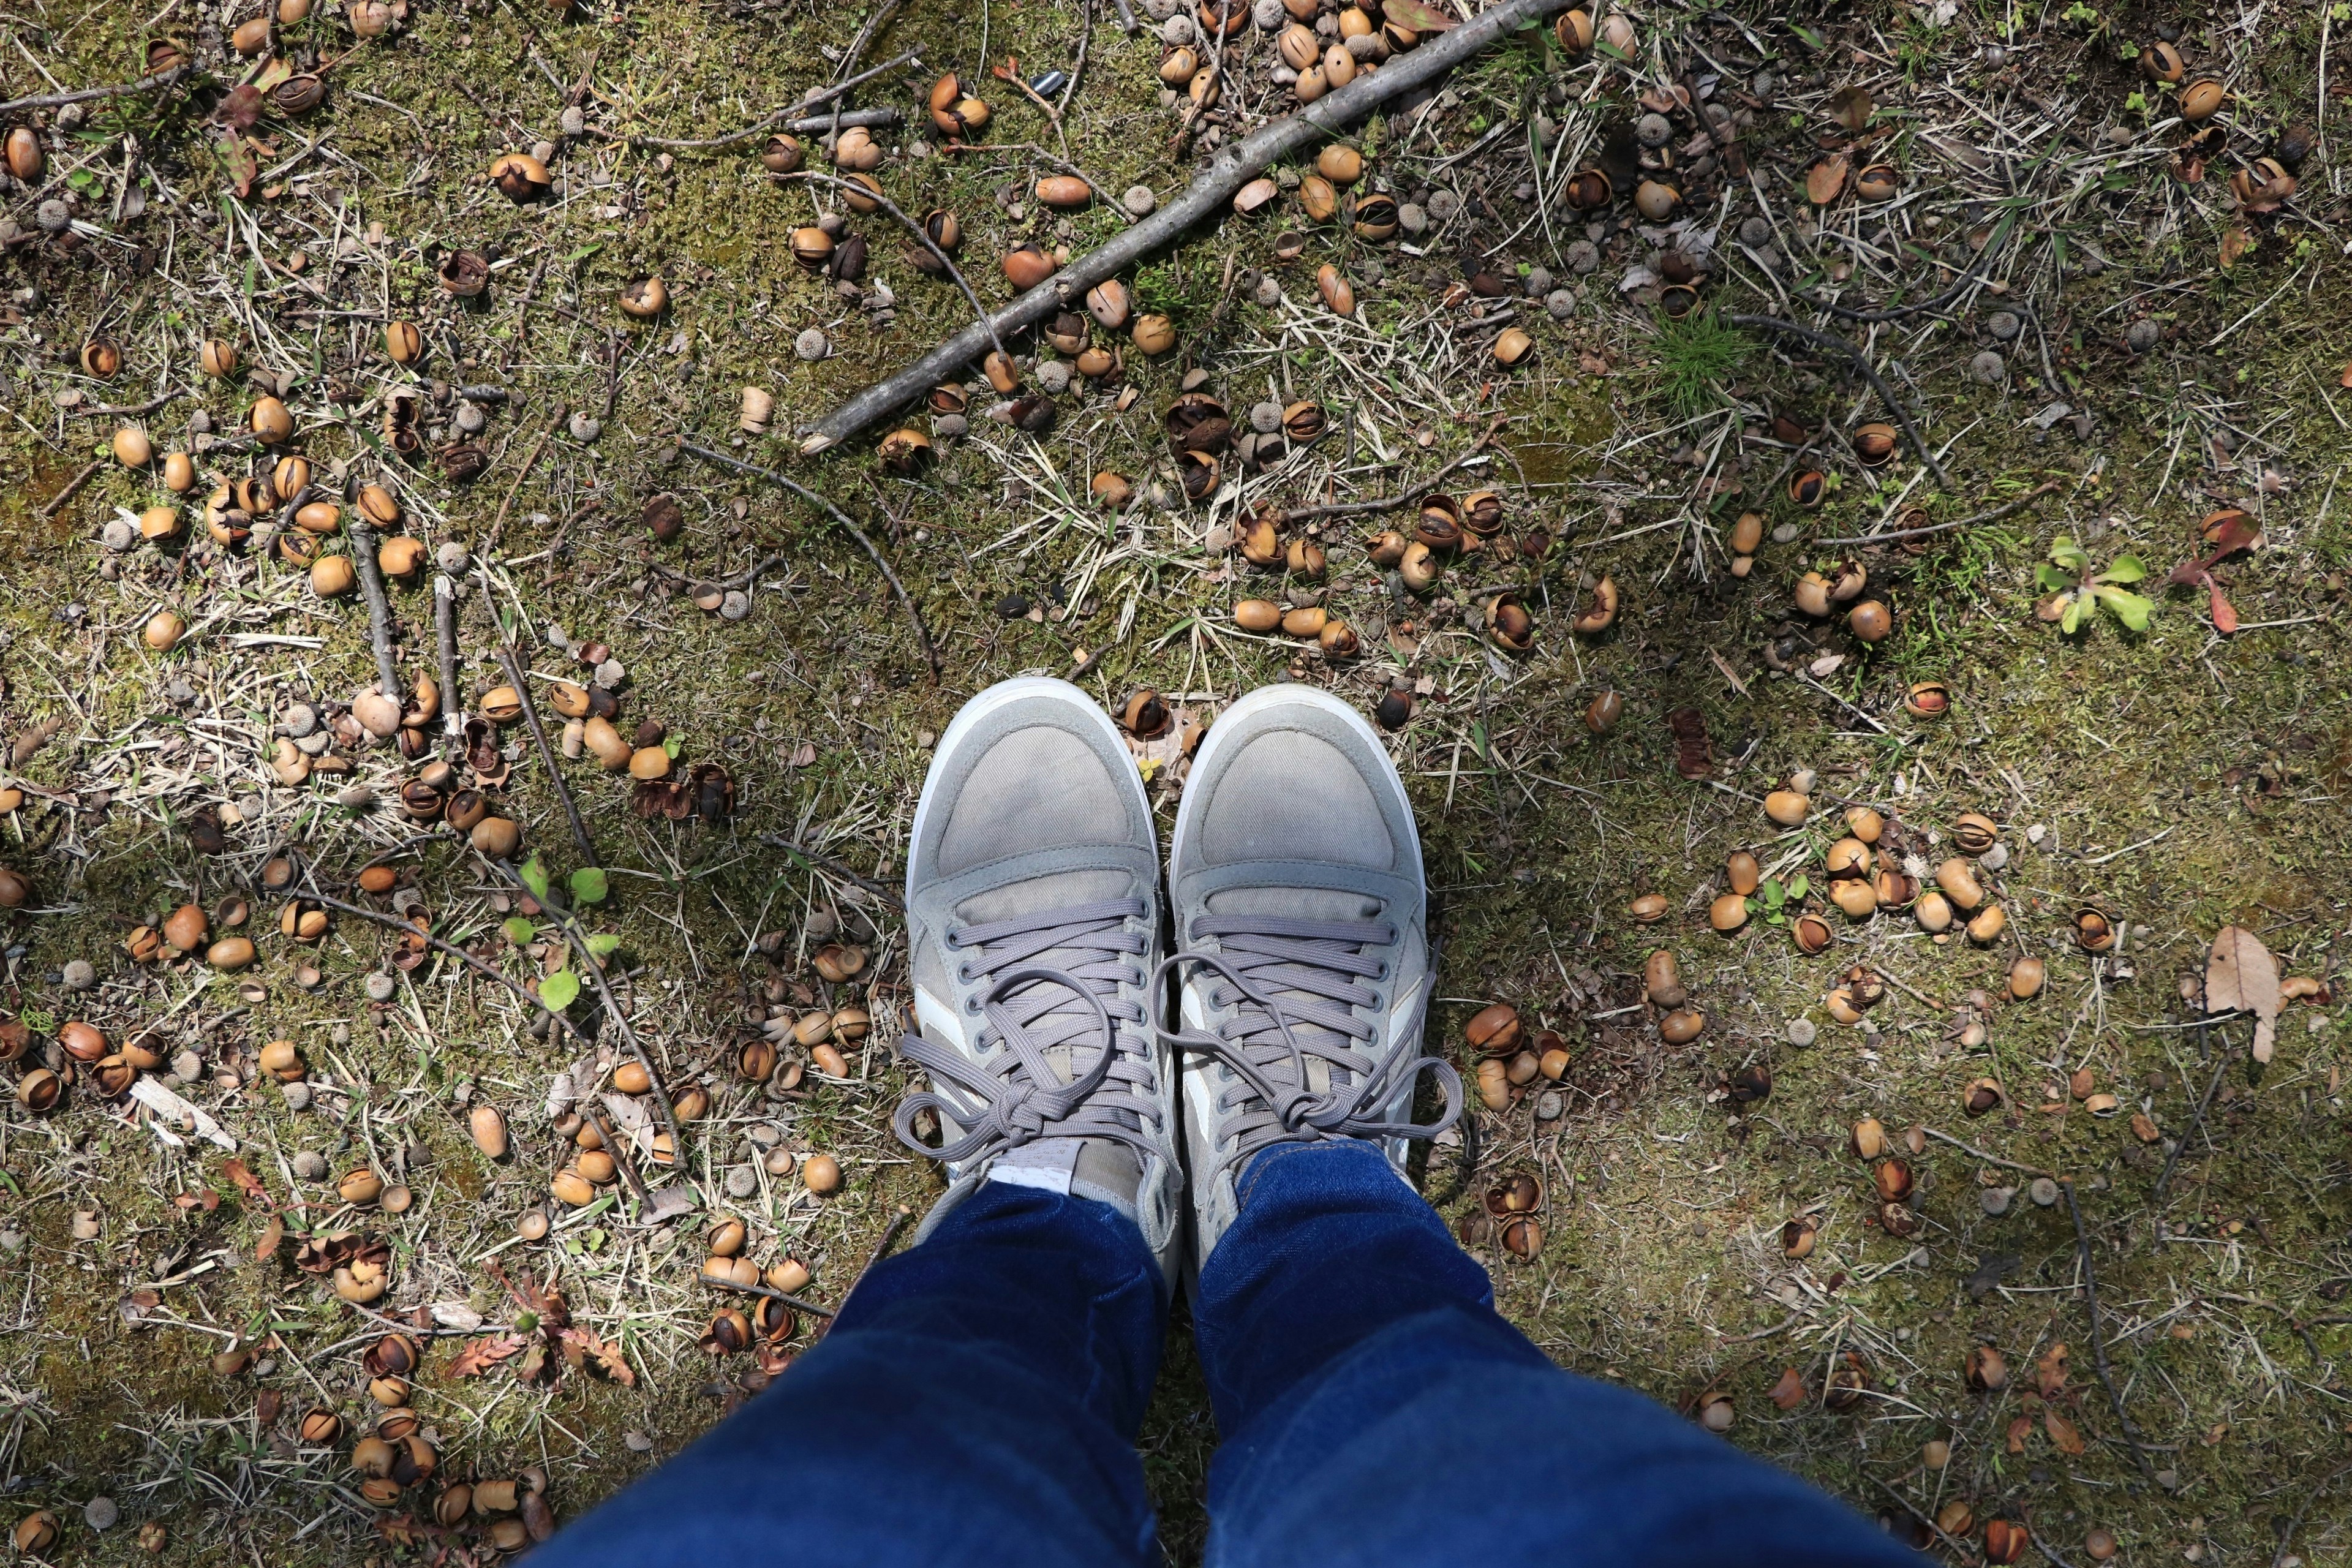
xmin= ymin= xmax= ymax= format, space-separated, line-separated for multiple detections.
xmin=1155 ymin=913 xmax=1461 ymax=1177
xmin=893 ymin=897 xmax=1164 ymax=1166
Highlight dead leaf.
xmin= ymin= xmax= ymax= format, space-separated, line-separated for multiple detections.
xmin=254 ymin=1214 xmax=283 ymax=1264
xmin=558 ymin=1326 xmax=638 ymax=1386
xmin=1826 ymin=84 xmax=1873 ymax=132
xmin=2205 ymin=924 xmax=2282 ymax=1063
xmin=1381 ymin=0 xmax=1459 ymax=31
xmin=2045 ymin=1408 xmax=2086 ymax=1455
xmin=2005 ymin=1414 xmax=2033 ymax=1453
xmin=221 ymin=1158 xmax=270 ymax=1206
xmin=2035 ymin=1343 xmax=2069 ymax=1398
xmin=1807 ymin=156 xmax=1850 ymax=205
xmin=2206 ymin=576 xmax=2238 ymax=635
xmin=2218 ymin=226 xmax=2251 ymax=269
xmin=445 ymin=1334 xmax=529 ymax=1378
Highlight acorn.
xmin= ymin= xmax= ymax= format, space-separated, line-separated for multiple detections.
xmin=2140 ymin=40 xmax=2185 ymax=82
xmin=1492 ymin=328 xmax=1534 ymax=368
xmin=488 ymin=152 xmax=551 ymax=202
xmin=1322 ymin=42 xmax=1357 ymax=88
xmin=1787 ymin=468 xmax=1826 ymax=507
xmin=380 ymin=320 xmax=424 ymax=367
xmin=1584 ymin=690 xmax=1622 ymax=735
xmin=1003 ymin=243 xmax=1056 ymax=290
xmin=1847 ymin=599 xmax=1891 ymax=642
xmin=1038 ymin=174 xmax=1093 ymax=208
xmin=1485 ymin=594 xmax=1535 ymax=652
xmin=2007 ymin=955 xmax=2045 ymax=1000
xmin=1855 ymin=163 xmax=1900 ymax=203
xmin=1564 ymin=168 xmax=1613 ymax=209
xmin=617 ymin=276 xmax=668 ymax=318
xmin=4 ymin=126 xmax=43 ymax=182
xmin=1161 ymin=44 xmax=1202 ymax=83
xmin=878 ymin=427 xmax=933 ymax=473
xmin=143 ymin=609 xmax=186 ymax=651
xmin=2180 ymin=78 xmax=2226 ymax=121
xmin=1232 ymin=176 xmax=1280 ymax=217
xmin=1951 ymin=810 xmax=1998 ymax=854
xmin=1708 ymin=892 xmax=1749 ymax=933
xmin=162 ymin=451 xmax=196 ymax=491
xmin=249 ymin=396 xmax=293 ymax=445
xmin=787 ymin=226 xmax=837 ymax=271
xmin=1659 ymin=1009 xmax=1706 ymax=1044
xmin=1293 ymin=66 xmax=1328 ymax=101
xmin=831 ymin=126 xmax=883 ymax=172
xmin=1904 ymin=680 xmax=1949 ymax=719
xmin=1634 ymin=179 xmax=1679 ymax=221
xmin=760 ymin=133 xmax=804 ymax=173
xmin=1554 ymin=7 xmax=1594 ymax=51
xmin=1571 ymin=575 xmax=1618 ymax=633
xmin=1351 ymin=194 xmax=1399 ymax=241
xmin=1297 ymin=173 xmax=1339 ymax=223
xmin=1874 ymin=1157 xmax=1913 ymax=1204
xmin=928 ymin=74 xmax=989 ymax=137
xmin=1084 ymin=279 xmax=1131 ymax=330
xmin=1397 ymin=540 xmax=1441 ymax=592
xmin=802 ymin=1152 xmax=842 ymax=1193
xmin=1373 ymin=685 xmax=1414 ymax=731
xmin=1985 ymin=1520 xmax=2028 ymax=1566
xmin=1120 ymin=689 xmax=1171 ymax=739
xmin=1316 ymin=263 xmax=1355 ymax=316
xmin=840 ymin=173 xmax=883 ymax=213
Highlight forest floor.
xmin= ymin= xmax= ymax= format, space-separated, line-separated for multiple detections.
xmin=0 ymin=0 xmax=2348 ymax=1559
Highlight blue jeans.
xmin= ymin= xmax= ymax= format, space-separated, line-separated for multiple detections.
xmin=539 ymin=1142 xmax=1915 ymax=1567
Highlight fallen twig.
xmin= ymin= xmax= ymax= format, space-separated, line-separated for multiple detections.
xmin=433 ymin=575 xmax=462 ymax=749
xmin=832 ymin=1204 xmax=914 ymax=1324
xmin=1727 ymin=314 xmax=1949 ymax=489
xmin=0 ymin=62 xmax=195 ymax=116
xmin=344 ymin=516 xmax=405 ymax=700
xmin=2060 ymin=1177 xmax=2162 ymax=1487
xmin=697 ymin=1270 xmax=840 ymax=1319
xmin=35 ymin=461 xmax=102 ymax=522
xmin=800 ymin=0 xmax=1572 ymax=453
xmin=484 ymin=410 xmax=562 ymax=554
xmin=677 ymin=441 xmax=942 ymax=680
xmin=496 ymin=645 xmax=598 ymax=869
xmin=781 ymin=171 xmax=1008 ymax=363
xmin=756 ymin=831 xmax=905 ymax=907
xmin=2153 ymin=1039 xmax=2235 ymax=1212
xmin=1276 ymin=417 xmax=1504 ymax=522
xmin=587 ymin=51 xmax=918 ymax=150
xmin=303 ymin=890 xmax=603 ymax=1057
xmin=1818 ymin=479 xmax=2064 ymax=548
xmin=581 ymin=1100 xmax=654 ymax=1210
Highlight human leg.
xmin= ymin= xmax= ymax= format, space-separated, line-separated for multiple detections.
xmin=534 ymin=1178 xmax=1166 ymax=1568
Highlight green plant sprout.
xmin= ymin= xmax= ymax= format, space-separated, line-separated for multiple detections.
xmin=2035 ymin=537 xmax=2154 ymax=634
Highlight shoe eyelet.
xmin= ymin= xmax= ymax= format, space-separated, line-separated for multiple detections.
xmin=964 ymin=997 xmax=982 ymax=1016
xmin=956 ymin=964 xmax=975 ymax=983
xmin=1374 ymin=962 xmax=1390 ymax=981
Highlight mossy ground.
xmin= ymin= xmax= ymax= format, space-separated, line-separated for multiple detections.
xmin=0 ymin=0 xmax=2348 ymax=1561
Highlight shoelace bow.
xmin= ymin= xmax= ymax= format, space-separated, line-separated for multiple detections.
xmin=894 ymin=898 xmax=1164 ymax=1165
xmin=1155 ymin=913 xmax=1461 ymax=1174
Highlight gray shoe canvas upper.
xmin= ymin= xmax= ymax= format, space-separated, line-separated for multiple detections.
xmin=1161 ymin=684 xmax=1462 ymax=1268
xmin=894 ymin=678 xmax=1183 ymax=1287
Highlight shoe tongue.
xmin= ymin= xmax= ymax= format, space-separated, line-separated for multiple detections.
xmin=956 ymin=868 xmax=1133 ymax=924
xmin=1204 ymin=886 xmax=1383 ymax=922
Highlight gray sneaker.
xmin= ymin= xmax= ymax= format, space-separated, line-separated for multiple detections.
xmin=894 ymin=677 xmax=1183 ymax=1287
xmin=1161 ymin=684 xmax=1461 ymax=1267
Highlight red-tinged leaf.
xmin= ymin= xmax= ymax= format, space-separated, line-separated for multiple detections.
xmin=254 ymin=1214 xmax=283 ymax=1264
xmin=445 ymin=1333 xmax=529 ymax=1378
xmin=558 ymin=1326 xmax=638 ymax=1387
xmin=214 ymin=127 xmax=260 ymax=198
xmin=2036 ymin=1343 xmax=2069 ymax=1398
xmin=217 ymin=83 xmax=266 ymax=132
xmin=2045 ymin=1408 xmax=2086 ymax=1455
xmin=2207 ymin=577 xmax=2238 ymax=634
xmin=1381 ymin=0 xmax=1458 ymax=29
xmin=2005 ymin=1414 xmax=2033 ymax=1453
xmin=222 ymin=1157 xmax=270 ymax=1205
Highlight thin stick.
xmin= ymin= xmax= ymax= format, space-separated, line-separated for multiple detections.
xmin=0 ymin=61 xmax=194 ymax=116
xmin=485 ymin=413 xmax=561 ymax=554
xmin=344 ymin=516 xmax=405 ymax=699
xmin=1728 ymin=314 xmax=1950 ymax=489
xmin=801 ymin=0 xmax=1572 ymax=453
xmin=1918 ymin=1125 xmax=2053 ymax=1178
xmin=2060 ymin=1178 xmax=2161 ymax=1485
xmin=581 ymin=1101 xmax=654 ymax=1209
xmin=2153 ymin=1043 xmax=2234 ymax=1210
xmin=677 ymin=442 xmax=942 ymax=680
xmin=1818 ymin=479 xmax=2064 ymax=548
xmin=779 ymin=171 xmax=1008 ymax=363
xmin=757 ymin=832 xmax=904 ymax=907
xmin=1277 ymin=418 xmax=1503 ymax=522
xmin=1795 ymin=210 xmax=2021 ymax=325
xmin=303 ymin=891 xmax=603 ymax=1056
xmin=433 ymin=575 xmax=462 ymax=748
xmin=492 ymin=858 xmax=687 ymax=1169
xmin=35 ymin=460 xmax=102 ymax=522
xmin=2272 ymin=1462 xmax=2352 ymax=1568
xmin=495 ymin=646 xmax=598 ymax=869
xmin=835 ymin=1204 xmax=914 ymax=1319
xmin=588 ymin=51 xmax=918 ymax=150
xmin=696 ymin=1270 xmax=839 ymax=1319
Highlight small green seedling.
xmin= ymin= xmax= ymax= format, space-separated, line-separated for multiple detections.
xmin=2035 ymin=537 xmax=2154 ymax=634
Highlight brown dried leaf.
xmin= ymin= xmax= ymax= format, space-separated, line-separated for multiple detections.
xmin=2045 ymin=1408 xmax=2086 ymax=1455
xmin=2205 ymin=924 xmax=2281 ymax=1063
xmin=445 ymin=1334 xmax=528 ymax=1378
xmin=221 ymin=1157 xmax=271 ymax=1207
xmin=557 ymin=1325 xmax=638 ymax=1387
xmin=2005 ymin=1414 xmax=2033 ymax=1453
xmin=2035 ymin=1342 xmax=2069 ymax=1399
xmin=254 ymin=1215 xmax=283 ymax=1264
xmin=2218 ymin=226 xmax=2252 ymax=269
xmin=1381 ymin=0 xmax=1459 ymax=31
xmin=1806 ymin=156 xmax=1850 ymax=205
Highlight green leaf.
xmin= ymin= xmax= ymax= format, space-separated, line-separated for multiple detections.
xmin=663 ymin=735 xmax=682 ymax=760
xmin=570 ymin=867 xmax=610 ymax=905
xmin=2048 ymin=537 xmax=2090 ymax=571
xmin=586 ymin=933 xmax=620 ymax=959
xmin=2061 ymin=595 xmax=2087 ymax=635
xmin=1787 ymin=875 xmax=1810 ymax=902
xmin=519 ymin=857 xmax=550 ymax=900
xmin=2035 ymin=563 xmax=2072 ymax=592
xmin=538 ymin=968 xmax=580 ymax=1011
xmin=501 ymin=916 xmax=537 ymax=946
xmin=2094 ymin=585 xmax=2155 ymax=630
xmin=1762 ymin=880 xmax=1786 ymax=909
xmin=2098 ymin=553 xmax=2147 ymax=584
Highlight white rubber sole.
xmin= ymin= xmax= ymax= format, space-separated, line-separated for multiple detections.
xmin=905 ymin=676 xmax=1153 ymax=908
xmin=1167 ymin=682 xmax=1423 ymax=890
